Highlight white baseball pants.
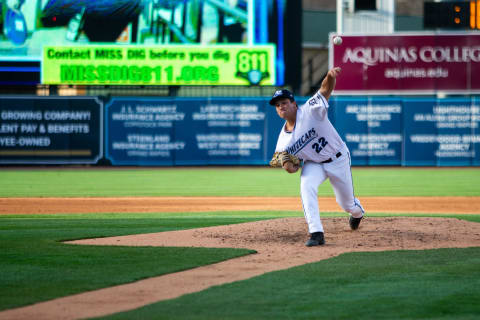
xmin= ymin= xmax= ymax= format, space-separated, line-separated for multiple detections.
xmin=300 ymin=146 xmax=364 ymax=234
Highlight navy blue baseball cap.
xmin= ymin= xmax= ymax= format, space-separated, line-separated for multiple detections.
xmin=269 ymin=89 xmax=295 ymax=106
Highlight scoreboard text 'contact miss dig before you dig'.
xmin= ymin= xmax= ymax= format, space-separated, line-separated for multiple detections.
xmin=42 ymin=45 xmax=276 ymax=86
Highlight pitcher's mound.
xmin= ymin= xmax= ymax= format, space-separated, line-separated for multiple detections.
xmin=71 ymin=217 xmax=480 ymax=253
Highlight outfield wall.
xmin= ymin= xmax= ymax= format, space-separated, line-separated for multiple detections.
xmin=0 ymin=96 xmax=479 ymax=166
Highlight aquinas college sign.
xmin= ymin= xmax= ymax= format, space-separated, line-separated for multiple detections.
xmin=329 ymin=33 xmax=480 ymax=94
xmin=342 ymin=46 xmax=480 ymax=65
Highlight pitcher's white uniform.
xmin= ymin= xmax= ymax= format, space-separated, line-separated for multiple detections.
xmin=274 ymin=91 xmax=364 ymax=234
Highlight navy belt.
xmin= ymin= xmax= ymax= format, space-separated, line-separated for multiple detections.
xmin=321 ymin=152 xmax=342 ymax=164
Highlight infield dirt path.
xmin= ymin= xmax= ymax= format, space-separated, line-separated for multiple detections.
xmin=1 ymin=196 xmax=480 ymax=320
xmin=1 ymin=196 xmax=480 ymax=214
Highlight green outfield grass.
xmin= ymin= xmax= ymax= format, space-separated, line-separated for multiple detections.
xmin=0 ymin=167 xmax=479 ymax=318
xmin=0 ymin=167 xmax=479 ymax=197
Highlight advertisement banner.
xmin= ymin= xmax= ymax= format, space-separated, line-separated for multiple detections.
xmin=105 ymin=96 xmax=479 ymax=167
xmin=332 ymin=97 xmax=403 ymax=165
xmin=0 ymin=96 xmax=102 ymax=164
xmin=174 ymin=98 xmax=268 ymax=165
xmin=330 ymin=32 xmax=480 ymax=94
xmin=403 ymin=98 xmax=480 ymax=166
xmin=42 ymin=45 xmax=276 ymax=86
xmin=106 ymin=97 xmax=282 ymax=165
xmin=106 ymin=97 xmax=182 ymax=165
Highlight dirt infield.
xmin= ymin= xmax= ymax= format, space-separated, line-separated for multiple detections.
xmin=1 ymin=197 xmax=480 ymax=320
xmin=1 ymin=196 xmax=480 ymax=214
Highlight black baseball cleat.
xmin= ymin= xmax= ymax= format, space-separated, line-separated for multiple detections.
xmin=305 ymin=232 xmax=325 ymax=247
xmin=349 ymin=215 xmax=363 ymax=230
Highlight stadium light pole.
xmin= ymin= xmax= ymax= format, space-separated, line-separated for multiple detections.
xmin=336 ymin=0 xmax=344 ymax=34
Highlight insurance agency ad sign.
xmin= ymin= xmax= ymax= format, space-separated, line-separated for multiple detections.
xmin=330 ymin=33 xmax=480 ymax=94
xmin=105 ymin=97 xmax=275 ymax=166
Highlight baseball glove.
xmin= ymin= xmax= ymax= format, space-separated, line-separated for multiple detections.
xmin=269 ymin=151 xmax=300 ymax=168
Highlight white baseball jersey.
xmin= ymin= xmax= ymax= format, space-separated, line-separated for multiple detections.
xmin=274 ymin=91 xmax=346 ymax=163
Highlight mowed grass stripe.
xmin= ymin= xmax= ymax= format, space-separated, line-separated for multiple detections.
xmin=0 ymin=167 xmax=479 ymax=197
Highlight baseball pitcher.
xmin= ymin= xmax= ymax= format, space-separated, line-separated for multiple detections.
xmin=269 ymin=67 xmax=365 ymax=247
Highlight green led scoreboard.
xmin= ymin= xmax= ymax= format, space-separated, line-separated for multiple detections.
xmin=42 ymin=45 xmax=276 ymax=86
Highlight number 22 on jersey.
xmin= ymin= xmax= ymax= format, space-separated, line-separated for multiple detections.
xmin=312 ymin=137 xmax=328 ymax=153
